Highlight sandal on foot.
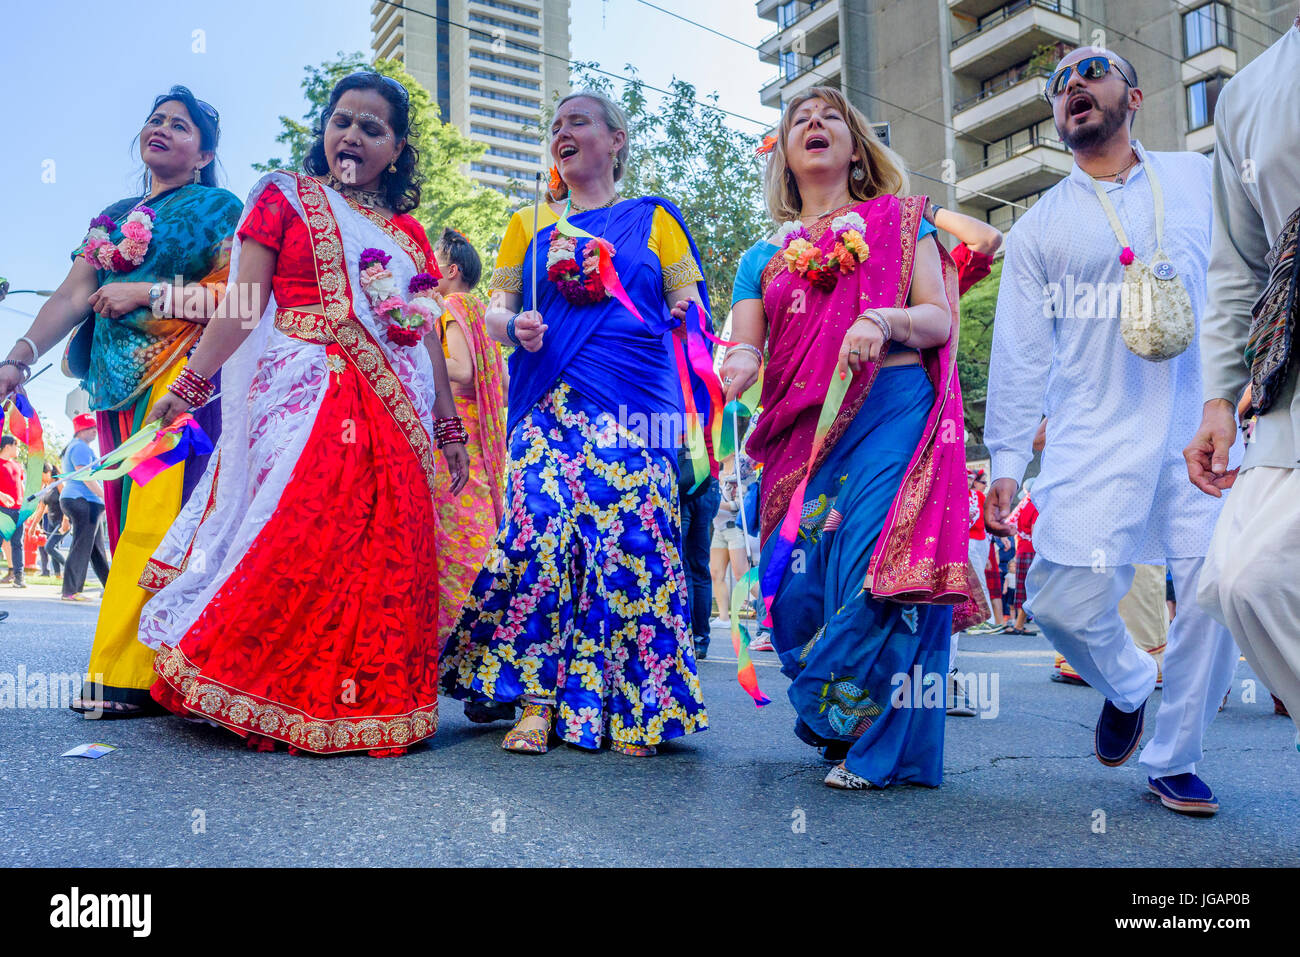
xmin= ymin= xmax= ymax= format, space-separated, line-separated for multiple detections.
xmin=611 ymin=742 xmax=657 ymax=757
xmin=69 ymin=699 xmax=148 ymax=719
xmin=825 ymin=762 xmax=874 ymax=790
xmin=502 ymin=703 xmax=554 ymax=754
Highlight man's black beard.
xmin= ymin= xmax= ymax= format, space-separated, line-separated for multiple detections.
xmin=1058 ymin=98 xmax=1129 ymax=153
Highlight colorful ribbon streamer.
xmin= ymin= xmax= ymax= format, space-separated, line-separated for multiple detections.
xmin=553 ymin=201 xmax=645 ymax=324
xmin=0 ymin=395 xmax=46 ymax=536
xmin=49 ymin=414 xmax=212 ymax=492
xmin=758 ymin=369 xmax=853 ymax=627
xmin=729 ymin=566 xmax=770 ymax=707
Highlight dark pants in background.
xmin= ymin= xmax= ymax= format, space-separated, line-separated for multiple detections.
xmin=41 ymin=528 xmax=67 ymax=576
xmin=61 ymin=497 xmax=110 ymax=597
xmin=678 ymin=476 xmax=720 ymax=648
xmin=0 ymin=506 xmax=25 ymax=584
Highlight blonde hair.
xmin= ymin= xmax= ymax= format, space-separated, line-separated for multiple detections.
xmin=764 ymin=87 xmax=910 ymax=223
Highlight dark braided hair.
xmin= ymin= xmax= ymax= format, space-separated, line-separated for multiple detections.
xmin=303 ymin=71 xmax=422 ymax=214
xmin=435 ymin=228 xmax=483 ymax=288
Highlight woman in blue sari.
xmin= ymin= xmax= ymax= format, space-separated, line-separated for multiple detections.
xmin=439 ymin=91 xmax=711 ymax=756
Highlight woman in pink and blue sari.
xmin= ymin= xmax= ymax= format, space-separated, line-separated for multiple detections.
xmin=722 ymin=87 xmax=984 ymax=791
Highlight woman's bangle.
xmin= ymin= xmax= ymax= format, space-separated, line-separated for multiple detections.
xmin=16 ymin=337 xmax=38 ymax=362
xmin=434 ymin=415 xmax=468 ymax=449
xmin=858 ymin=310 xmax=891 ymax=343
xmin=505 ymin=315 xmax=522 ymax=348
xmin=0 ymin=359 xmax=31 ymax=383
xmin=900 ymin=307 xmax=914 ymax=344
xmin=169 ymin=366 xmax=215 ymax=408
xmin=724 ymin=343 xmax=763 ymax=366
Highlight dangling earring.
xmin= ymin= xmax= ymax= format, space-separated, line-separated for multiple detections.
xmin=388 ymin=161 xmax=398 ymax=173
xmin=613 ymin=155 xmax=620 ymax=173
xmin=852 ymin=164 xmax=866 ymax=182
xmin=193 ymin=166 xmax=202 ymax=185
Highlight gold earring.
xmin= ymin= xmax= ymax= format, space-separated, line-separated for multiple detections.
xmin=193 ymin=167 xmax=202 ymax=184
xmin=388 ymin=161 xmax=397 ymax=173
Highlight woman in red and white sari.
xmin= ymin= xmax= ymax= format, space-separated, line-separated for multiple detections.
xmin=138 ymin=72 xmax=468 ymax=756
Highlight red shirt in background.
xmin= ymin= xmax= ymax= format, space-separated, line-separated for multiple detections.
xmin=1015 ymin=496 xmax=1039 ymax=554
xmin=0 ymin=460 xmax=24 ymax=509
xmin=952 ymin=242 xmax=995 ymax=297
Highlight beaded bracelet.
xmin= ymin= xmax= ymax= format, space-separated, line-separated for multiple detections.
xmin=0 ymin=359 xmax=31 ymax=383
xmin=434 ymin=416 xmax=468 ymax=449
xmin=505 ymin=315 xmax=523 ymax=348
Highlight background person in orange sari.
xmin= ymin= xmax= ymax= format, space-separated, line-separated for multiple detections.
xmin=426 ymin=228 xmax=512 ymax=725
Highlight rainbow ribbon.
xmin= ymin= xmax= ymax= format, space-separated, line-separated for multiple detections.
xmin=729 ymin=566 xmax=770 ymax=707
xmin=51 ymin=415 xmax=213 ymax=491
xmin=758 ymin=369 xmax=853 ymax=627
xmin=554 ymin=200 xmax=644 ymax=323
xmin=0 ymin=394 xmax=46 ymax=537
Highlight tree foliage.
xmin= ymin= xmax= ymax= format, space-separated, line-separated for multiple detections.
xmin=254 ymin=52 xmax=511 ymax=265
xmin=558 ymin=64 xmax=769 ymax=311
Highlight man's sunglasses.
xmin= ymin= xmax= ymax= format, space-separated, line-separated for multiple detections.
xmin=1044 ymin=56 xmax=1135 ymax=103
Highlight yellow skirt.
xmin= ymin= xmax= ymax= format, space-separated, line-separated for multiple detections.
xmin=82 ymin=364 xmax=190 ymax=706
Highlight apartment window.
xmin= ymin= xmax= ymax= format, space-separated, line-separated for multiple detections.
xmin=470 ymin=105 xmax=535 ymax=125
xmin=1186 ymin=74 xmax=1227 ymax=131
xmin=1183 ymin=2 xmax=1233 ymax=58
xmin=780 ymin=49 xmax=799 ymax=82
xmin=472 ymin=123 xmax=540 ymax=145
xmin=470 ymin=86 xmax=540 ymax=109
xmin=984 ymin=119 xmax=1063 ymax=165
xmin=471 ymin=0 xmax=539 ymax=19
xmin=978 ymin=0 xmax=1073 ymax=32
xmin=468 ymin=12 xmax=539 ymax=36
xmin=777 ymin=1 xmax=800 ymax=29
xmin=486 ymin=145 xmax=540 ymax=163
xmin=469 ymin=49 xmax=540 ymax=73
xmin=469 ymin=68 xmax=540 ymax=91
xmin=987 ymin=189 xmax=1045 ymax=232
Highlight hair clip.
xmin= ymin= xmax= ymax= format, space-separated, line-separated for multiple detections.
xmin=755 ymin=134 xmax=778 ymax=157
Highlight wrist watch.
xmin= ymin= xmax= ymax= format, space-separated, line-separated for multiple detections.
xmin=148 ymin=282 xmax=169 ymax=316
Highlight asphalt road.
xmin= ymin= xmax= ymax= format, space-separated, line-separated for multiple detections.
xmin=1 ymin=585 xmax=1295 ymax=867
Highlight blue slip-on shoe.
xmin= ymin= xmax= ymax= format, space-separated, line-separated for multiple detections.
xmin=1147 ymin=773 xmax=1219 ymax=816
xmin=1095 ymin=698 xmax=1146 ymax=767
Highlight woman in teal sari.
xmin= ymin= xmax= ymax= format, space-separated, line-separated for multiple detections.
xmin=722 ymin=88 xmax=982 ymax=790
xmin=0 ymin=86 xmax=242 ymax=715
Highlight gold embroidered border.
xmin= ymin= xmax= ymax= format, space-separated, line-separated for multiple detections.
xmin=663 ymin=254 xmax=704 ymax=293
xmin=154 ymin=643 xmax=438 ymax=754
xmin=341 ymin=194 xmax=428 ymax=272
xmin=274 ymin=307 xmax=332 ymax=344
xmin=295 ymin=174 xmax=437 ymax=499
xmin=138 ymin=455 xmax=223 ymax=593
xmin=489 ymin=264 xmax=523 ymax=293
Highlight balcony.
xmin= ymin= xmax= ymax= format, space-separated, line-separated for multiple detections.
xmin=955 ymin=134 xmax=1071 ymax=209
xmin=760 ymin=43 xmax=841 ymax=109
xmin=953 ymin=68 xmax=1051 ymax=139
xmin=758 ymin=1 xmax=838 ymax=63
xmin=950 ymin=0 xmax=1080 ymax=76
xmin=948 ymin=0 xmax=1010 ymax=16
xmin=1181 ymin=45 xmax=1236 ymax=82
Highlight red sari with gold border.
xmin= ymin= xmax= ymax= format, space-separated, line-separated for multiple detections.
xmin=140 ymin=172 xmax=443 ymax=756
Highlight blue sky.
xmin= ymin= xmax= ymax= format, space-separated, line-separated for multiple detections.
xmin=0 ymin=0 xmax=776 ymax=430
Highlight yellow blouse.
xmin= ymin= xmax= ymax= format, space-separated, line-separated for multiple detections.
xmin=488 ymin=201 xmax=704 ymax=297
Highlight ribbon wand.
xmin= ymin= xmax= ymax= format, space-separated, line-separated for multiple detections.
xmin=531 ymin=171 xmax=542 ymax=316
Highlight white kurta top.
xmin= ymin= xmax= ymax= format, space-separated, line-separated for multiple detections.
xmin=984 ymin=141 xmax=1239 ymax=568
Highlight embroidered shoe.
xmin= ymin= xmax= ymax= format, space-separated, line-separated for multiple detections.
xmin=1095 ymin=698 xmax=1146 ymax=767
xmin=824 ymin=763 xmax=874 ymax=790
xmin=1147 ymin=774 xmax=1219 ymax=816
xmin=502 ymin=703 xmax=554 ymax=754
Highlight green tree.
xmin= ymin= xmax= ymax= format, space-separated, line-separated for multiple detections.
xmin=254 ymin=52 xmax=511 ymax=266
xmin=554 ymin=64 xmax=769 ymax=310
xmin=956 ymin=257 xmax=1001 ymax=443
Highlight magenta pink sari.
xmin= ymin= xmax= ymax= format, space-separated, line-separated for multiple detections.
xmin=746 ymin=194 xmax=985 ymax=629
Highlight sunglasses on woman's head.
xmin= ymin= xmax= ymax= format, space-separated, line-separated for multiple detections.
xmin=1044 ymin=56 xmax=1135 ymax=102
xmin=153 ymin=86 xmax=219 ymax=122
xmin=343 ymin=71 xmax=410 ymax=106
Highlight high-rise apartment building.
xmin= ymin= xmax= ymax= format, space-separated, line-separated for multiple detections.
xmin=756 ymin=1 xmax=1291 ymax=231
xmin=371 ymin=0 xmax=571 ymax=196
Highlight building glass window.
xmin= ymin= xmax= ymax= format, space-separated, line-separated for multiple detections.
xmin=1183 ymin=2 xmax=1234 ymax=58
xmin=777 ymin=1 xmax=800 ymax=29
xmin=780 ymin=49 xmax=799 ymax=82
xmin=1186 ymin=74 xmax=1227 ymax=130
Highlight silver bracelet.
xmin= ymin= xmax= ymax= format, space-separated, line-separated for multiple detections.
xmin=16 ymin=337 xmax=38 ymax=362
xmin=859 ymin=310 xmax=892 ymax=343
xmin=725 ymin=342 xmax=763 ymax=365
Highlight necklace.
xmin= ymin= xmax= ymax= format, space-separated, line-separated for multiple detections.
xmin=1090 ymin=148 xmax=1140 ymax=184
xmin=800 ymin=199 xmax=853 ymax=224
xmin=568 ymin=193 xmax=620 ymax=213
xmin=323 ymin=174 xmax=386 ymax=210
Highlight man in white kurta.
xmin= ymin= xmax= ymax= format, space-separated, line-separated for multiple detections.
xmin=1184 ymin=17 xmax=1300 ymax=751
xmin=984 ymin=47 xmax=1240 ymax=816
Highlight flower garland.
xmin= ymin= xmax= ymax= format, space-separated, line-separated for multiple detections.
xmin=81 ymin=207 xmax=157 ymax=273
xmin=546 ymin=231 xmax=608 ymax=306
xmin=358 ymin=248 xmax=442 ymax=347
xmin=774 ymin=211 xmax=871 ymax=292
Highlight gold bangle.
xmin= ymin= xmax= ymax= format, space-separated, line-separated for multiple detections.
xmin=901 ymin=307 xmax=914 ymax=343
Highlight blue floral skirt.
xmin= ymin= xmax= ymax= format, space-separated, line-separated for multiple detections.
xmin=439 ymin=381 xmax=708 ymax=749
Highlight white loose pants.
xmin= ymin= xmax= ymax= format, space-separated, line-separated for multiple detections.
xmin=1026 ymin=555 xmax=1239 ymax=778
xmin=1198 ymin=465 xmax=1300 ymax=737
